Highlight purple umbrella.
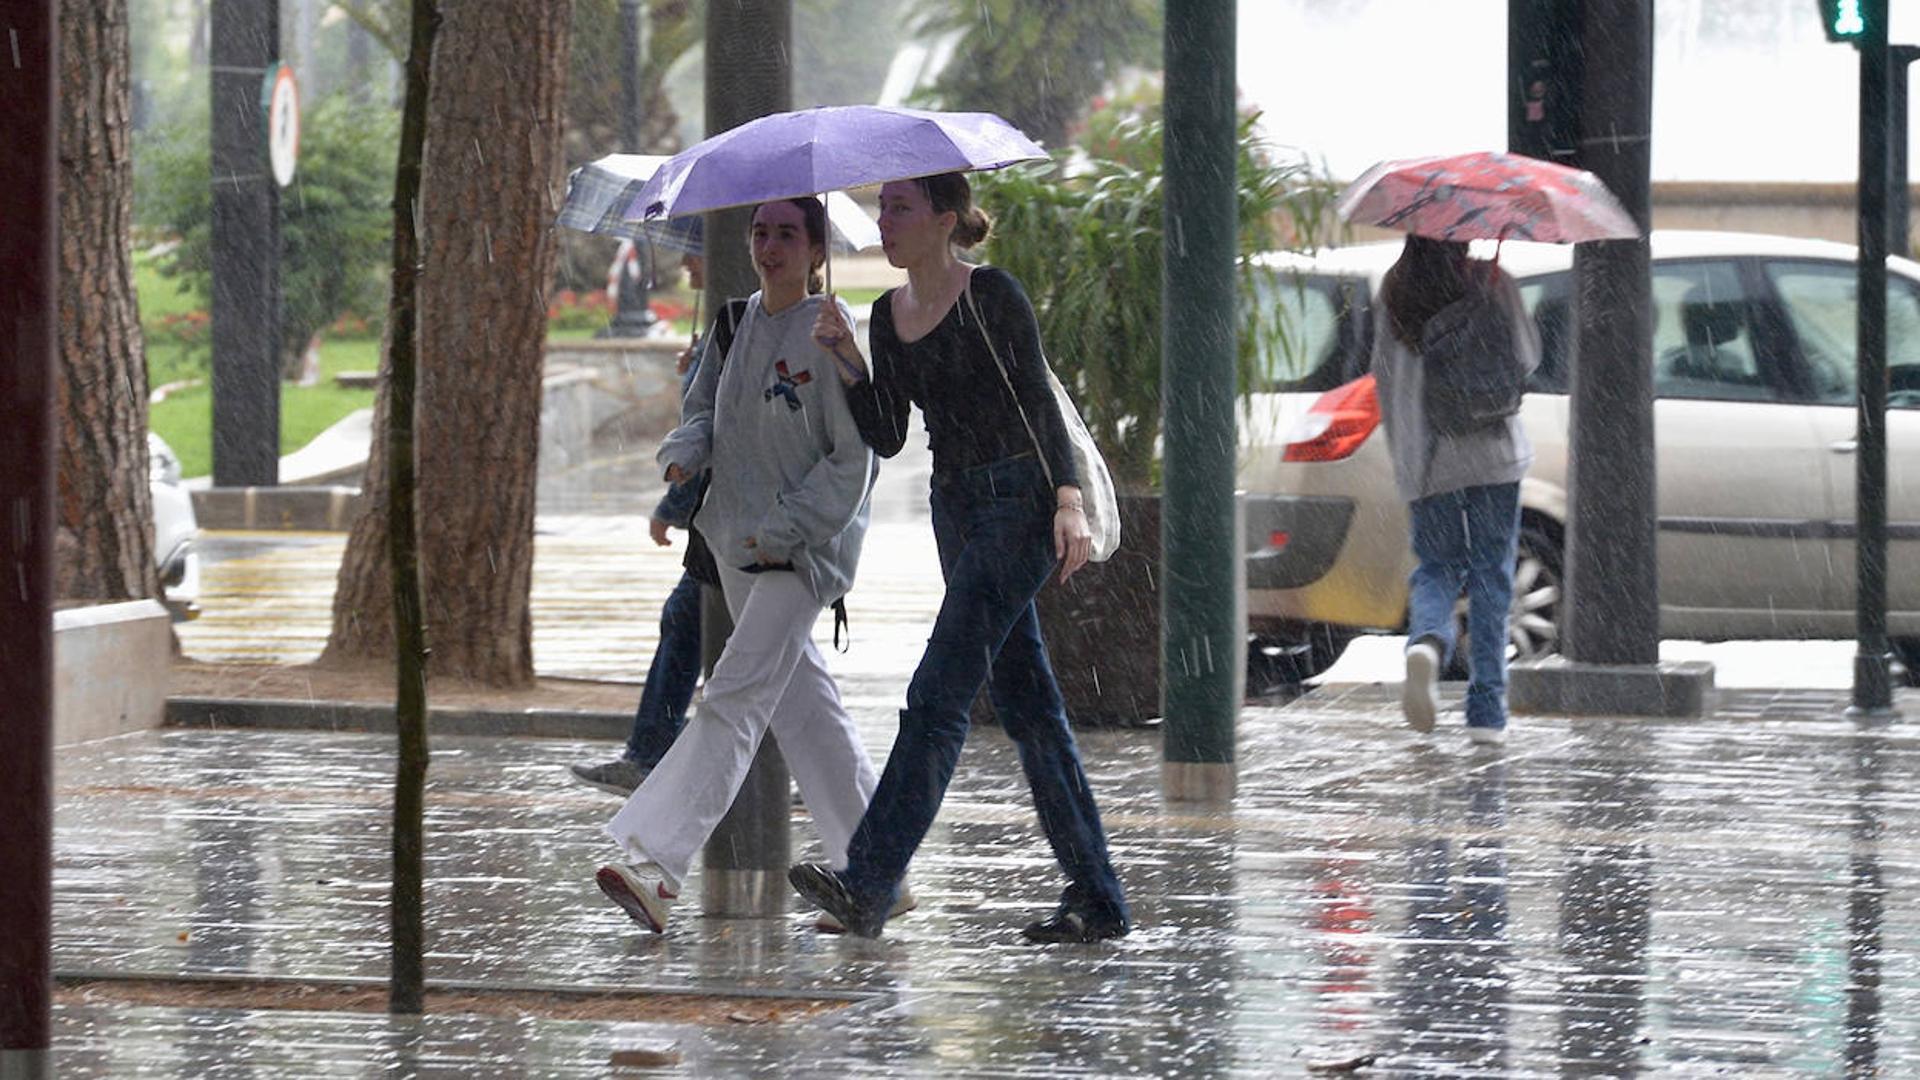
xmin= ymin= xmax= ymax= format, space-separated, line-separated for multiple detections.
xmin=624 ymin=105 xmax=1047 ymax=226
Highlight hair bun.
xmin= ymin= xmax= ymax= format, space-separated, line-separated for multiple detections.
xmin=953 ymin=206 xmax=993 ymax=249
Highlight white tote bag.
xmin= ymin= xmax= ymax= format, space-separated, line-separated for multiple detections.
xmin=963 ymin=271 xmax=1121 ymax=562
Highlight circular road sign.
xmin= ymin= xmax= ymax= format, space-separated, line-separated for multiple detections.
xmin=262 ymin=62 xmax=300 ymax=187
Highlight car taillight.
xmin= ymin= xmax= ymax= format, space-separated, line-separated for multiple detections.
xmin=1282 ymin=375 xmax=1379 ymax=462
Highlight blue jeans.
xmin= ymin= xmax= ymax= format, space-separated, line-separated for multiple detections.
xmin=841 ymin=456 xmax=1129 ymax=927
xmin=1406 ymin=482 xmax=1520 ymax=731
xmin=625 ymin=570 xmax=703 ymax=767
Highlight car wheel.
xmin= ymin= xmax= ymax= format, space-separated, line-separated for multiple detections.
xmin=1247 ymin=626 xmax=1356 ymax=690
xmin=1893 ymin=638 xmax=1920 ymax=688
xmin=1445 ymin=519 xmax=1564 ymax=680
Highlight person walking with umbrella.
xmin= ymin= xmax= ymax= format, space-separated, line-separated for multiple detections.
xmin=789 ymin=172 xmax=1131 ymax=943
xmin=569 ymin=237 xmax=746 ymax=797
xmin=1337 ymin=150 xmax=1637 ymax=744
xmin=594 ymin=197 xmax=885 ymax=933
xmin=1372 ymin=236 xmax=1540 ymax=745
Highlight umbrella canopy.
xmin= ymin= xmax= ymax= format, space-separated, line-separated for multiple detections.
xmin=557 ymin=153 xmax=880 ymax=254
xmin=625 ymin=105 xmax=1048 ymax=222
xmin=1336 ymin=151 xmax=1640 ymax=244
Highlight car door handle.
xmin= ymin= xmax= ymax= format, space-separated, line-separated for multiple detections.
xmin=1830 ymin=439 xmax=1858 ymax=454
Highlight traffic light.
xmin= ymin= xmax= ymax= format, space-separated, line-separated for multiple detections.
xmin=1819 ymin=0 xmax=1868 ymax=43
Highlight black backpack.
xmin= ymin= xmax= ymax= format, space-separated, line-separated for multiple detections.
xmin=1418 ymin=287 xmax=1526 ymax=436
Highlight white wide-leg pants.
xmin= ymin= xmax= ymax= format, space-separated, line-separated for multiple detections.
xmin=605 ymin=563 xmax=877 ymax=891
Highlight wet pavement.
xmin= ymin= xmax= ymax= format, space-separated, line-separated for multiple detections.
xmin=139 ymin=419 xmax=1920 ymax=1074
xmin=52 ymin=677 xmax=1920 ymax=1076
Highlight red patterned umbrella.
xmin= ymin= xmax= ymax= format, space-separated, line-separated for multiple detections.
xmin=1335 ymin=150 xmax=1639 ymax=243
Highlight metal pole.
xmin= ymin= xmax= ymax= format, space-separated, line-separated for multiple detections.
xmin=1852 ymin=2 xmax=1895 ymax=714
xmin=602 ymin=0 xmax=658 ymax=338
xmin=1564 ymin=0 xmax=1659 ymax=666
xmin=210 ymin=0 xmax=282 ymax=487
xmin=700 ymin=0 xmax=792 ymax=916
xmin=1888 ymin=46 xmax=1918 ymax=260
xmin=0 ymin=2 xmax=57 ymax=1073
xmin=621 ymin=0 xmax=645 ymax=152
xmin=1160 ymin=0 xmax=1239 ymax=803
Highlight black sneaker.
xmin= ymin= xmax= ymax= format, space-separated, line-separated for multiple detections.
xmin=569 ymin=757 xmax=648 ymax=797
xmin=1021 ymin=909 xmax=1129 ymax=944
xmin=787 ymin=862 xmax=886 ymax=939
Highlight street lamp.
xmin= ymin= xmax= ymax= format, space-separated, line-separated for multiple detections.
xmin=600 ymin=0 xmax=658 ymax=339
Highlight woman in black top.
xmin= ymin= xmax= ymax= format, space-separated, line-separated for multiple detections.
xmin=788 ymin=172 xmax=1131 ymax=944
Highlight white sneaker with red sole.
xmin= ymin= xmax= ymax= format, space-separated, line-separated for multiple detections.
xmin=597 ymin=861 xmax=678 ymax=933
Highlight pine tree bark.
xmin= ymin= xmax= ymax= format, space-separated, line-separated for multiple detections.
xmin=55 ymin=0 xmax=158 ymax=604
xmin=322 ymin=0 xmax=572 ymax=686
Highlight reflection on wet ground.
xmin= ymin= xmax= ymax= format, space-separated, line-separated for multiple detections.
xmin=51 ymin=683 xmax=1920 ymax=1076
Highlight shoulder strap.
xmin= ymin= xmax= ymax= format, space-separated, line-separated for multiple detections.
xmin=961 ymin=269 xmax=1056 ymax=489
xmin=710 ymin=297 xmax=751 ymax=369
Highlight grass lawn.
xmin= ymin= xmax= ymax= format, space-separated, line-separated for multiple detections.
xmin=150 ymin=337 xmax=380 ymax=480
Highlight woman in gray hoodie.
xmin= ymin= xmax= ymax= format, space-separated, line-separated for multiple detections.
xmin=1374 ymin=236 xmax=1541 ymax=746
xmin=595 ymin=197 xmax=883 ymax=933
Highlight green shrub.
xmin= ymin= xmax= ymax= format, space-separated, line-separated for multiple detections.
xmin=138 ymin=92 xmax=397 ymax=376
xmin=973 ymin=98 xmax=1340 ymax=489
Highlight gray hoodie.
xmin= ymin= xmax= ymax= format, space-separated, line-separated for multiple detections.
xmin=1374 ymin=268 xmax=1542 ymax=504
xmin=656 ymin=291 xmax=876 ymax=607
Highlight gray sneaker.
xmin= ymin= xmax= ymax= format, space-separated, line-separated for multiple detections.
xmin=1402 ymin=640 xmax=1441 ymax=734
xmin=570 ymin=757 xmax=648 ymax=797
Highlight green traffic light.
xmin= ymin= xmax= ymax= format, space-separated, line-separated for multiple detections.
xmin=1820 ymin=0 xmax=1868 ymax=41
xmin=1834 ymin=0 xmax=1865 ymax=36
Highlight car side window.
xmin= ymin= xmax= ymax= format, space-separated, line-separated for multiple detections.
xmin=1764 ymin=260 xmax=1920 ymax=409
xmin=1517 ymin=273 xmax=1571 ymax=393
xmin=1651 ymin=261 xmax=1776 ymax=402
xmin=1254 ymin=270 xmax=1364 ymax=390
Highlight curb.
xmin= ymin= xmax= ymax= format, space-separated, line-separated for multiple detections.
xmin=53 ymin=967 xmax=878 ymax=1006
xmin=190 ymin=486 xmax=364 ymax=531
xmin=165 ymin=695 xmax=631 ymax=740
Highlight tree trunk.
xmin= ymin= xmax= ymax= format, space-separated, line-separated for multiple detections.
xmin=322 ymin=0 xmax=573 ymax=687
xmin=56 ymin=0 xmax=157 ymax=604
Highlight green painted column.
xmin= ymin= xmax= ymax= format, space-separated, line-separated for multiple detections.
xmin=1851 ymin=0 xmax=1896 ymax=714
xmin=1160 ymin=0 xmax=1241 ymax=803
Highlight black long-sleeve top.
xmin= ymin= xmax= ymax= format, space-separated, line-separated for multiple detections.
xmin=847 ymin=266 xmax=1079 ymax=488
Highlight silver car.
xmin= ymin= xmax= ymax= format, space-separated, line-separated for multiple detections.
xmin=1240 ymin=231 xmax=1920 ymax=683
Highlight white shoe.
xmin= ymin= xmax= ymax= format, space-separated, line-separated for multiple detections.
xmin=1466 ymin=725 xmax=1507 ymax=747
xmin=597 ymin=861 xmax=678 ymax=933
xmin=1403 ymin=640 xmax=1441 ymax=734
xmin=815 ymin=885 xmax=917 ymax=934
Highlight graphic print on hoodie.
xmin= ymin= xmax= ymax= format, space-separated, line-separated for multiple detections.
xmin=765 ymin=359 xmax=813 ymax=411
